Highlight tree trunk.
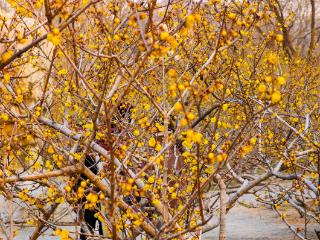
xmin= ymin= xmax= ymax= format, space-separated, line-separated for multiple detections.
xmin=219 ymin=178 xmax=227 ymax=240
xmin=309 ymin=0 xmax=316 ymax=53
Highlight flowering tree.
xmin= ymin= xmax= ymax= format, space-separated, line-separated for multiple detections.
xmin=0 ymin=0 xmax=320 ymax=239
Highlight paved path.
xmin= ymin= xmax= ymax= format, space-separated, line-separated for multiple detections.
xmin=202 ymin=201 xmax=318 ymax=240
xmin=3 ymin=200 xmax=319 ymax=239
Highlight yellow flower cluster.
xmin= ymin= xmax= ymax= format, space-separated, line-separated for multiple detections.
xmin=182 ymin=129 xmax=203 ymax=148
xmin=55 ymin=229 xmax=70 ymax=240
xmin=47 ymin=27 xmax=62 ymax=46
xmin=257 ymin=75 xmax=286 ymax=104
xmin=1 ymin=50 xmax=14 ymax=63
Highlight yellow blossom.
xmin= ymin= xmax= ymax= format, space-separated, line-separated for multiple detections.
xmin=267 ymin=52 xmax=277 ymax=65
xmin=160 ymin=31 xmax=169 ymax=41
xmin=186 ymin=112 xmax=196 ymax=121
xmin=276 ymin=34 xmax=284 ymax=42
xmin=1 ymin=113 xmax=9 ymax=121
xmin=249 ymin=137 xmax=257 ymax=145
xmin=3 ymin=73 xmax=10 ymax=84
xmin=55 ymin=228 xmax=61 ymax=236
xmin=228 ymin=12 xmax=236 ymax=20
xmin=1 ymin=50 xmax=14 ymax=63
xmin=152 ymin=198 xmax=160 ymax=206
xmin=47 ymin=28 xmax=61 ymax=46
xmin=155 ymin=143 xmax=162 ymax=151
xmin=271 ymin=90 xmax=281 ymax=103
xmin=174 ymin=102 xmax=183 ymax=111
xmin=265 ymin=76 xmax=272 ymax=82
xmin=133 ymin=129 xmax=140 ymax=136
xmin=148 ymin=137 xmax=156 ymax=147
xmin=276 ymin=76 xmax=286 ymax=85
xmin=167 ymin=69 xmax=177 ymax=78
xmin=222 ymin=104 xmax=229 ymax=111
xmin=208 ymin=152 xmax=214 ymax=160
xmin=58 ymin=69 xmax=67 ymax=75
xmin=47 ymin=145 xmax=55 ymax=154
xmin=258 ymin=83 xmax=266 ymax=93
xmin=99 ymin=193 xmax=105 ymax=200
xmin=86 ymin=192 xmax=98 ymax=203
xmin=180 ymin=118 xmax=188 ymax=126
xmin=185 ymin=15 xmax=195 ymax=28
xmin=80 ymin=181 xmax=87 ymax=188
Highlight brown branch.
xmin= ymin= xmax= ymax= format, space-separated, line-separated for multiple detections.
xmin=0 ymin=0 xmax=101 ymax=70
xmin=1 ymin=164 xmax=81 ymax=183
xmin=30 ymin=203 xmax=59 ymax=240
xmin=81 ymin=166 xmax=158 ymax=237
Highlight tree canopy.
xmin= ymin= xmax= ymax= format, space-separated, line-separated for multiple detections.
xmin=0 ymin=0 xmax=320 ymax=239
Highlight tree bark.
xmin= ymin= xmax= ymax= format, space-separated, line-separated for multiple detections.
xmin=218 ymin=177 xmax=227 ymax=240
xmin=309 ymin=0 xmax=316 ymax=53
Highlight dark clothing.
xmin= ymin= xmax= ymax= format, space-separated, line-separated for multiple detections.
xmin=78 ymin=155 xmax=103 ymax=240
xmin=124 ymin=195 xmax=142 ymax=205
xmin=80 ymin=207 xmax=103 ymax=240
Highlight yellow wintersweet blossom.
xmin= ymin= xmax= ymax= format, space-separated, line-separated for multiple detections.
xmin=148 ymin=175 xmax=155 ymax=183
xmin=227 ymin=12 xmax=236 ymax=20
xmin=152 ymin=198 xmax=160 ymax=206
xmin=3 ymin=73 xmax=10 ymax=84
xmin=55 ymin=228 xmax=61 ymax=236
xmin=65 ymin=186 xmax=71 ymax=192
xmin=167 ymin=69 xmax=177 ymax=78
xmin=180 ymin=118 xmax=188 ymax=126
xmin=1 ymin=113 xmax=9 ymax=121
xmin=1 ymin=50 xmax=14 ymax=63
xmin=174 ymin=102 xmax=183 ymax=111
xmin=167 ymin=35 xmax=178 ymax=48
xmin=148 ymin=137 xmax=156 ymax=147
xmin=160 ymin=31 xmax=169 ymax=41
xmin=58 ymin=69 xmax=67 ymax=75
xmin=249 ymin=137 xmax=257 ymax=145
xmin=265 ymin=76 xmax=272 ymax=82
xmin=258 ymin=83 xmax=266 ymax=93
xmin=133 ymin=129 xmax=140 ymax=136
xmin=86 ymin=192 xmax=98 ymax=203
xmin=155 ymin=123 xmax=165 ymax=132
xmin=47 ymin=28 xmax=62 ymax=46
xmin=222 ymin=104 xmax=229 ymax=111
xmin=276 ymin=76 xmax=286 ymax=85
xmin=276 ymin=34 xmax=284 ymax=42
xmin=155 ymin=143 xmax=162 ymax=151
xmin=80 ymin=181 xmax=87 ymax=188
xmin=184 ymin=129 xmax=203 ymax=144
xmin=17 ymin=32 xmax=27 ymax=44
xmin=185 ymin=15 xmax=195 ymax=28
xmin=83 ymin=122 xmax=93 ymax=131
xmin=271 ymin=90 xmax=281 ymax=103
xmin=186 ymin=112 xmax=196 ymax=121
xmin=60 ymin=229 xmax=70 ymax=240
xmin=47 ymin=145 xmax=55 ymax=154
xmin=216 ymin=153 xmax=227 ymax=162
xmin=99 ymin=193 xmax=105 ymax=200
xmin=267 ymin=52 xmax=277 ymax=65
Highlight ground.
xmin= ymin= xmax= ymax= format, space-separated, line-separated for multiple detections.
xmin=1 ymin=196 xmax=319 ymax=239
xmin=202 ymin=203 xmax=318 ymax=240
